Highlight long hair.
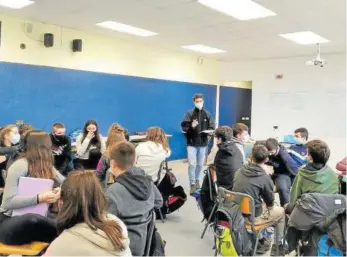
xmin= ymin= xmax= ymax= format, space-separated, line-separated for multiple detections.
xmin=57 ymin=171 xmax=125 ymax=250
xmin=0 ymin=125 xmax=17 ymax=146
xmin=147 ymin=127 xmax=169 ymax=153
xmin=81 ymin=120 xmax=102 ymax=149
xmin=104 ymin=124 xmax=126 ymax=158
xmin=22 ymin=130 xmax=55 ymax=179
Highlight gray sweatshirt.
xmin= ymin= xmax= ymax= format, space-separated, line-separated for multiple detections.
xmin=0 ymin=158 xmax=65 ymax=216
xmin=106 ymin=167 xmax=163 ymax=256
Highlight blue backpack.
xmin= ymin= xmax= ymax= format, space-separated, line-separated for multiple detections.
xmin=317 ymin=235 xmax=343 ymax=256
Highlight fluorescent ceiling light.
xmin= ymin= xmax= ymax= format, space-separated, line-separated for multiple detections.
xmin=182 ymin=44 xmax=226 ymax=54
xmin=198 ymin=0 xmax=276 ymax=20
xmin=0 ymin=0 xmax=35 ymax=9
xmin=96 ymin=21 xmax=158 ymax=37
xmin=279 ymin=31 xmax=330 ymax=45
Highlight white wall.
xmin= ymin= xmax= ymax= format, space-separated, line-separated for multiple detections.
xmin=0 ymin=15 xmax=222 ymax=85
xmin=221 ymin=54 xmax=346 ymax=165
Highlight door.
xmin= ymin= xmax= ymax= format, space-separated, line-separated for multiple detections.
xmin=219 ymin=86 xmax=252 ymax=134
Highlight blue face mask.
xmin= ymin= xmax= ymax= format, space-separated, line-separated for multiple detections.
xmin=10 ymin=134 xmax=20 ymax=145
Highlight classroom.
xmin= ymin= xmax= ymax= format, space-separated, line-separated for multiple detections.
xmin=0 ymin=0 xmax=345 ymax=256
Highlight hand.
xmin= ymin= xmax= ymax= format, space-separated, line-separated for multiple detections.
xmin=86 ymin=131 xmax=95 ymax=140
xmin=192 ymin=119 xmax=199 ymax=129
xmin=264 ymin=165 xmax=274 ymax=175
xmin=39 ymin=189 xmax=60 ymax=204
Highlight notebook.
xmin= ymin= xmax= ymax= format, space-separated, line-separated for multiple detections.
xmin=12 ymin=177 xmax=54 ymax=217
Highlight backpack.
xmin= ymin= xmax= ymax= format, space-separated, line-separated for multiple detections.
xmin=214 ymin=201 xmax=253 ymax=256
xmin=149 ymin=228 xmax=166 ymax=256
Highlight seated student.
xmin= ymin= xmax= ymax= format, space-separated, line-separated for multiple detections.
xmin=45 ymin=171 xmax=131 ymax=256
xmin=106 ymin=141 xmax=163 ymax=256
xmin=75 ymin=120 xmax=106 ymax=170
xmin=96 ymin=124 xmax=126 ymax=184
xmin=135 ymin=127 xmax=171 ymax=183
xmin=0 ymin=125 xmax=21 ymax=187
xmin=265 ymin=138 xmax=298 ymax=207
xmin=214 ymin=126 xmax=244 ymax=190
xmin=287 ymin=140 xmax=339 ymax=212
xmin=50 ymin=123 xmax=72 ymax=176
xmin=233 ymin=145 xmax=286 ymax=256
xmin=288 ymin=127 xmax=309 ymax=168
xmin=0 ymin=130 xmax=64 ymax=245
xmin=232 ymin=123 xmax=250 ymax=163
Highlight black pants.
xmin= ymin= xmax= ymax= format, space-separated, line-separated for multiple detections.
xmin=0 ymin=213 xmax=58 ymax=245
xmin=74 ymin=151 xmax=101 ymax=170
xmin=273 ymin=174 xmax=291 ymax=206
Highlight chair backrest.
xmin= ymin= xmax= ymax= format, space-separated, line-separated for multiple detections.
xmin=217 ymin=187 xmax=256 ymax=222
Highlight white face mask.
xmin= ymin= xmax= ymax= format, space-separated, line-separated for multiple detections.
xmin=195 ymin=102 xmax=203 ymax=110
xmin=10 ymin=134 xmax=20 ymax=145
xmin=243 ymin=134 xmax=250 ymax=142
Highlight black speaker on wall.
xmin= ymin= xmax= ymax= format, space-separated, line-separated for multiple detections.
xmin=44 ymin=33 xmax=54 ymax=47
xmin=72 ymin=39 xmax=82 ymax=52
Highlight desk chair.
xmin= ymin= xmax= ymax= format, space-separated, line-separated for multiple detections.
xmin=200 ymin=167 xmax=218 ymax=239
xmin=217 ymin=188 xmax=279 ymax=256
xmin=0 ymin=241 xmax=49 ymax=256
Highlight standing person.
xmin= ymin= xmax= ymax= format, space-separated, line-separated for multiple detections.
xmin=0 ymin=130 xmax=64 ymax=245
xmin=135 ymin=127 xmax=171 ymax=183
xmin=45 ymin=171 xmax=131 ymax=256
xmin=214 ymin=126 xmax=244 ymax=190
xmin=96 ymin=124 xmax=126 ymax=184
xmin=50 ymin=123 xmax=72 ymax=176
xmin=232 ymin=123 xmax=250 ymax=163
xmin=181 ymin=93 xmax=215 ymax=194
xmin=265 ymin=138 xmax=298 ymax=207
xmin=74 ymin=120 xmax=106 ymax=170
xmin=0 ymin=125 xmax=21 ymax=187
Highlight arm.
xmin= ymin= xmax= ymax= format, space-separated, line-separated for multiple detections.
xmin=165 ymin=149 xmax=171 ymax=159
xmin=0 ymin=146 xmax=18 ymax=156
xmin=1 ymin=159 xmax=37 ymax=210
xmin=106 ymin=190 xmax=120 ymax=216
xmin=207 ymin=111 xmax=216 ymax=130
xmin=54 ymin=168 xmax=65 ymax=185
xmin=100 ymin=135 xmax=106 ymax=154
xmin=262 ymin=178 xmax=275 ymax=208
xmin=279 ymin=147 xmax=299 ymax=176
xmin=76 ymin=134 xmax=91 ymax=157
xmin=289 ymin=173 xmax=302 ymax=207
xmin=153 ymin=184 xmax=163 ymax=209
xmin=60 ymin=139 xmax=72 ymax=172
xmin=336 ymin=157 xmax=347 ymax=174
xmin=181 ymin=111 xmax=192 ymax=133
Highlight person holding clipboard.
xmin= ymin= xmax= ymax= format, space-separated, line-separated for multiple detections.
xmin=181 ymin=93 xmax=215 ymax=194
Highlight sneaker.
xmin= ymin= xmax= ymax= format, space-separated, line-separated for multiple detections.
xmin=256 ymin=238 xmax=271 ymax=254
xmin=270 ymin=243 xmax=287 ymax=256
xmin=196 ymin=180 xmax=201 ymax=189
xmin=190 ymin=184 xmax=197 ymax=195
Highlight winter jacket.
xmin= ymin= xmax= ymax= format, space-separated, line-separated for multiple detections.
xmin=289 ymin=144 xmax=308 ymax=168
xmin=289 ymin=163 xmax=339 ymax=208
xmin=268 ymin=145 xmax=298 ymax=176
xmin=50 ymin=134 xmax=72 ymax=173
xmin=45 ymin=214 xmax=132 ymax=256
xmin=181 ymin=108 xmax=215 ymax=147
xmin=233 ymin=164 xmax=275 ymax=217
xmin=106 ymin=168 xmax=163 ymax=256
xmin=336 ymin=157 xmax=346 ymax=175
xmin=135 ymin=141 xmax=171 ymax=182
xmin=214 ymin=139 xmax=244 ymax=190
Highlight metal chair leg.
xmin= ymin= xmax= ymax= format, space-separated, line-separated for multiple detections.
xmin=158 ymin=208 xmax=165 ymax=223
xmin=252 ymin=231 xmax=261 ymax=256
xmin=201 ymin=202 xmax=218 ymax=239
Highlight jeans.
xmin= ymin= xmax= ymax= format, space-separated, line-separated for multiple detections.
xmin=273 ymin=174 xmax=291 ymax=206
xmin=187 ymin=146 xmax=207 ymax=184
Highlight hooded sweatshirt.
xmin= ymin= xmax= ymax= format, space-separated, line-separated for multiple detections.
xmin=289 ymin=163 xmax=339 ymax=208
xmin=135 ymin=141 xmax=171 ymax=182
xmin=233 ymin=163 xmax=275 ymax=217
xmin=106 ymin=168 xmax=163 ymax=256
xmin=214 ymin=139 xmax=244 ymax=190
xmin=233 ymin=137 xmax=246 ymax=163
xmin=45 ymin=214 xmax=132 ymax=256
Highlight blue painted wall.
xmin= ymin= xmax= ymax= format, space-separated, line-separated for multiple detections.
xmin=219 ymin=86 xmax=252 ymax=132
xmin=0 ymin=62 xmax=217 ymax=160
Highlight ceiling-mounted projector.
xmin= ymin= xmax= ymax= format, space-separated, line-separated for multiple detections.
xmin=306 ymin=43 xmax=327 ymax=67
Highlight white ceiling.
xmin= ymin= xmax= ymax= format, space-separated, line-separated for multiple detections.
xmin=1 ymin=0 xmax=346 ymax=61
